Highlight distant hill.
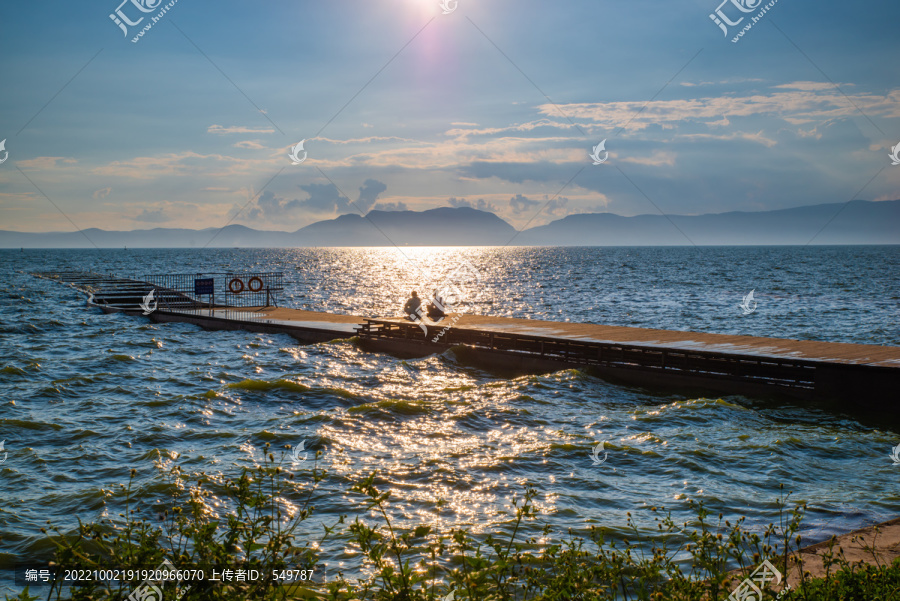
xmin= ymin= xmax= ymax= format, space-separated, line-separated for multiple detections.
xmin=0 ymin=224 xmax=297 ymax=249
xmin=295 ymin=207 xmax=516 ymax=246
xmin=1 ymin=200 xmax=897 ymax=248
xmin=513 ymin=200 xmax=900 ymax=246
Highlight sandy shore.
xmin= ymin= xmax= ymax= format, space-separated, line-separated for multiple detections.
xmin=788 ymin=516 xmax=900 ymax=584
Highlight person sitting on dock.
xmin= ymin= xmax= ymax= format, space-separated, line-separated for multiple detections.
xmin=427 ymin=289 xmax=447 ymax=320
xmin=404 ymin=291 xmax=424 ymax=322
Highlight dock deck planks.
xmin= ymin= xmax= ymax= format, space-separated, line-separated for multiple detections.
xmin=371 ymin=314 xmax=900 ymax=368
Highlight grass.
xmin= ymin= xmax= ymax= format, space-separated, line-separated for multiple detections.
xmin=7 ymin=447 xmax=900 ymax=600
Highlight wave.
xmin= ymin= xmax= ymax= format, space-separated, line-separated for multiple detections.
xmin=0 ymin=418 xmax=63 ymax=431
xmin=227 ymin=378 xmax=312 ymax=394
xmin=347 ymin=398 xmax=431 ymax=417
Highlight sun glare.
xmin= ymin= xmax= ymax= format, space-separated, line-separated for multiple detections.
xmin=404 ymin=0 xmax=438 ymax=19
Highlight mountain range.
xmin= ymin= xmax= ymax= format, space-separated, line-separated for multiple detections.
xmin=1 ymin=200 xmax=897 ymax=247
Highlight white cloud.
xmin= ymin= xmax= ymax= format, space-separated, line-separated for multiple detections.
xmin=234 ymin=140 xmax=267 ymax=149
xmin=16 ymin=157 xmax=77 ymax=169
xmin=619 ymin=151 xmax=678 ymax=166
xmin=681 ymin=131 xmax=777 ymax=147
xmin=92 ymin=187 xmax=112 ymax=200
xmin=774 ymin=81 xmax=849 ymax=91
xmin=538 ymin=88 xmax=900 ymax=130
xmin=207 ymin=124 xmax=276 ymax=135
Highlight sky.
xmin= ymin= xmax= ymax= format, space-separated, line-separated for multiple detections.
xmin=0 ymin=0 xmax=898 ymax=233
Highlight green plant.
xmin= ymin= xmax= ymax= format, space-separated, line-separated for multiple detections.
xmin=34 ymin=444 xmax=329 ymax=601
xmin=10 ymin=462 xmax=900 ymax=601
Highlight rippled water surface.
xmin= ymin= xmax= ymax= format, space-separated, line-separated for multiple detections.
xmin=1 ymin=246 xmax=898 ymax=595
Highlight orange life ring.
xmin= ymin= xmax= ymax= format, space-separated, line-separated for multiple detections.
xmin=248 ymin=277 xmax=263 ymax=292
xmin=228 ymin=278 xmax=244 ymax=294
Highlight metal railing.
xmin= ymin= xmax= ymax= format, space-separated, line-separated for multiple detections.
xmin=141 ymin=272 xmax=284 ymax=310
xmin=357 ymin=319 xmax=818 ymax=393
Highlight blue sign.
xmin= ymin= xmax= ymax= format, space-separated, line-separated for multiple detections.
xmin=194 ymin=278 xmax=214 ymax=295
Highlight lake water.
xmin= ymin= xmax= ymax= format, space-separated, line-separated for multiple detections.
xmin=1 ymin=246 xmax=898 ymax=595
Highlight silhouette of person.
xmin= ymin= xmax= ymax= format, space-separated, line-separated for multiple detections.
xmin=427 ymin=288 xmax=446 ymax=320
xmin=403 ymin=291 xmax=423 ymax=321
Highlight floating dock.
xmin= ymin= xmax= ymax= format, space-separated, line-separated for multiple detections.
xmin=32 ymin=271 xmax=900 ymax=409
xmin=356 ymin=317 xmax=899 ymax=407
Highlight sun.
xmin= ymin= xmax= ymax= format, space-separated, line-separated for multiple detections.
xmin=402 ymin=0 xmax=439 ymax=19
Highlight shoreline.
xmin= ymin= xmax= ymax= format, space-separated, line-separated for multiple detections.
xmin=789 ymin=516 xmax=900 ymax=584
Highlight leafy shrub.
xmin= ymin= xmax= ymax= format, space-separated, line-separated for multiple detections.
xmin=7 ymin=453 xmax=899 ymax=601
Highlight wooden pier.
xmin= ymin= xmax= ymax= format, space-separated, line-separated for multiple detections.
xmin=355 ymin=317 xmax=899 ymax=407
xmin=32 ymin=271 xmax=900 ymax=409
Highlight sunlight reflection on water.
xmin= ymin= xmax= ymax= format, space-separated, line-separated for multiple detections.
xmin=0 ymin=247 xmax=898 ymax=593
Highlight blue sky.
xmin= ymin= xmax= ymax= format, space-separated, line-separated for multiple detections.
xmin=1 ymin=0 xmax=898 ymax=232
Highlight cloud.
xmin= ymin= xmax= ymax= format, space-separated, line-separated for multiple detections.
xmin=774 ymin=81 xmax=848 ymax=91
xmin=315 ymin=135 xmax=418 ymax=146
xmin=355 ymin=179 xmax=388 ymax=212
xmin=619 ymin=151 xmax=678 ymax=166
xmin=251 ymin=190 xmax=301 ymax=219
xmin=538 ymin=88 xmax=900 ymax=130
xmin=93 ymin=187 xmax=112 ymax=200
xmin=252 ymin=184 xmax=351 ymax=218
xmin=133 ymin=208 xmax=171 ymax=223
xmin=256 ymin=190 xmax=286 ymax=216
xmin=680 ymin=79 xmax=764 ymax=87
xmin=445 ymin=119 xmax=579 ymax=140
xmin=505 ymin=194 xmax=569 ymax=220
xmin=543 ymin=195 xmax=570 ymax=215
xmin=587 ymin=194 xmax=612 ymax=212
xmin=234 ymin=140 xmax=266 ymax=149
xmin=208 ymin=125 xmax=275 ymax=135
xmin=460 ymin=161 xmax=574 ymax=184
xmin=509 ymin=194 xmax=540 ymax=214
xmin=680 ymin=131 xmax=776 ymax=148
xmin=93 ymin=151 xmax=250 ymax=180
xmin=448 ymin=197 xmax=498 ymax=212
xmin=297 ymin=183 xmax=352 ymax=213
xmin=250 ymin=180 xmax=386 ymax=221
xmin=16 ymin=157 xmax=77 ymax=169
xmin=312 ymin=129 xmax=581 ymax=172
xmin=373 ymin=201 xmax=408 ymax=211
